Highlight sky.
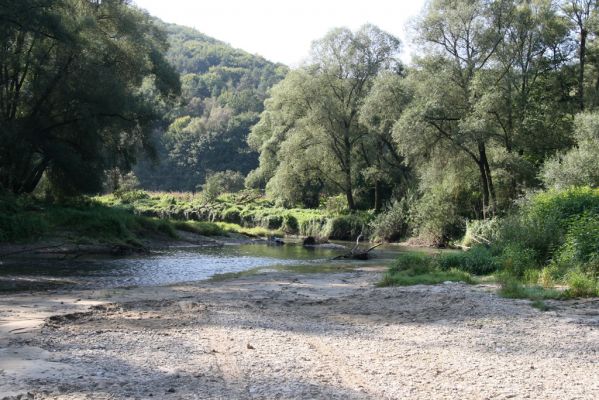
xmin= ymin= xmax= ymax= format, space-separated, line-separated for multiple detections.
xmin=133 ymin=0 xmax=427 ymax=67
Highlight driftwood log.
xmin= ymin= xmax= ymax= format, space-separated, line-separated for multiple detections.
xmin=332 ymin=234 xmax=382 ymax=260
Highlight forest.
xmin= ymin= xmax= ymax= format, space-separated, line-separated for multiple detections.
xmin=1 ymin=0 xmax=599 ymax=298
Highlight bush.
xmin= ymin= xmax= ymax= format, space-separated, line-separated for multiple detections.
xmin=437 ymin=245 xmax=499 ymax=275
xmin=565 ymin=269 xmax=599 ymax=297
xmin=203 ymin=170 xmax=245 ymax=201
xmin=462 ymin=218 xmax=501 ymax=247
xmin=410 ymin=189 xmax=464 ymax=246
xmin=221 ymin=207 xmax=242 ymax=224
xmin=497 ymin=187 xmax=599 ymax=265
xmin=553 ymin=212 xmax=599 ymax=274
xmin=324 ymin=214 xmax=370 ymax=241
xmin=370 ymin=199 xmax=411 ymax=242
xmin=282 ymin=214 xmax=298 ymax=233
xmin=497 ymin=243 xmax=538 ymax=279
xmin=114 ymin=189 xmax=149 ymax=204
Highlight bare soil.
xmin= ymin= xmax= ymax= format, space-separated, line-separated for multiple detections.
xmin=1 ymin=267 xmax=598 ymax=399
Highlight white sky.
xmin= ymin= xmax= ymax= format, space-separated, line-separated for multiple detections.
xmin=133 ymin=0 xmax=427 ymax=67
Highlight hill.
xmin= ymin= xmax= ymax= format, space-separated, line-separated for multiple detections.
xmin=134 ymin=22 xmax=288 ymax=191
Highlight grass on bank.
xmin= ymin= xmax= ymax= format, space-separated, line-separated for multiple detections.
xmin=97 ymin=189 xmax=373 ymax=240
xmin=0 ymin=195 xmax=231 ymax=246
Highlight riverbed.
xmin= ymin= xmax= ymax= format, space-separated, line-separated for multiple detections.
xmin=1 ymin=243 xmax=598 ymax=399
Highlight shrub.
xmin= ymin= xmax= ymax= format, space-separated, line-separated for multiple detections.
xmin=565 ymin=269 xmax=599 ymax=297
xmin=203 ymin=170 xmax=245 ymax=201
xmin=497 ymin=276 xmax=563 ymax=300
xmin=462 ymin=218 xmax=501 ymax=247
xmin=282 ymin=214 xmax=298 ymax=233
xmin=370 ymin=199 xmax=411 ymax=242
xmin=324 ymin=214 xmax=370 ymax=240
xmin=553 ymin=212 xmax=599 ymax=274
xmin=437 ymin=246 xmax=499 ymax=275
xmin=497 ymin=243 xmax=538 ymax=279
xmin=497 ymin=187 xmax=599 ymax=264
xmin=410 ymin=189 xmax=464 ymax=246
xmin=114 ymin=189 xmax=149 ymax=204
xmin=221 ymin=207 xmax=242 ymax=224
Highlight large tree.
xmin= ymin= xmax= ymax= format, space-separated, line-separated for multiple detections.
xmin=0 ymin=0 xmax=179 ymax=195
xmin=248 ymin=25 xmax=401 ymax=209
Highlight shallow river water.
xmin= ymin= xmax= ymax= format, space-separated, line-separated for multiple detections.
xmin=0 ymin=242 xmax=413 ymax=291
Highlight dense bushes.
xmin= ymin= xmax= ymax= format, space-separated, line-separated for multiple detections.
xmin=383 ymin=187 xmax=599 ymax=298
xmin=437 ymin=246 xmax=499 ymax=275
xmin=369 ymin=199 xmax=411 ymax=242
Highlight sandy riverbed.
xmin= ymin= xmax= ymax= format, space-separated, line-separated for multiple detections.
xmin=1 ymin=267 xmax=598 ymax=399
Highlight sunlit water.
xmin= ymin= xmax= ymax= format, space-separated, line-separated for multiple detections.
xmin=0 ymin=243 xmax=359 ymax=290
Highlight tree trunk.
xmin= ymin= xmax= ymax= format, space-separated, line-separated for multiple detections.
xmin=579 ymin=28 xmax=587 ymax=111
xmin=477 ymin=143 xmax=496 ymax=218
xmin=374 ymin=180 xmax=382 ymax=212
xmin=343 ymin=125 xmax=355 ymax=210
xmin=477 ymin=161 xmax=490 ymax=220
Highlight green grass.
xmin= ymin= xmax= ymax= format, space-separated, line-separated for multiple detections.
xmin=497 ymin=275 xmax=564 ymax=300
xmin=0 ymin=195 xmax=230 ymax=247
xmin=96 ymin=190 xmax=372 ymax=240
xmin=215 ymin=222 xmax=283 ymax=238
xmin=173 ymin=220 xmax=226 ymax=236
xmin=379 ymin=252 xmax=474 ymax=287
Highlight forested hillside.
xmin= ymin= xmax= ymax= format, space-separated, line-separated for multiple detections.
xmin=133 ymin=22 xmax=288 ymax=191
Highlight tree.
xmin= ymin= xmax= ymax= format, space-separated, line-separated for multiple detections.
xmin=359 ymin=71 xmax=412 ymax=211
xmin=562 ymin=0 xmax=598 ymax=111
xmin=248 ymin=25 xmax=401 ymax=209
xmin=0 ymin=0 xmax=180 ymax=195
xmin=541 ymin=111 xmax=599 ymax=188
xmin=396 ymin=0 xmax=516 ymax=217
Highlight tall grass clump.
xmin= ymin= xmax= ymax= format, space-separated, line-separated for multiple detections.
xmin=437 ymin=245 xmax=499 ymax=275
xmin=380 ymin=252 xmax=474 ymax=287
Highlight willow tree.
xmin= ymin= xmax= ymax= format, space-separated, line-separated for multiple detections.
xmin=395 ymin=0 xmax=513 ymax=217
xmin=248 ymin=25 xmax=401 ymax=209
xmin=0 ymin=0 xmax=179 ymax=195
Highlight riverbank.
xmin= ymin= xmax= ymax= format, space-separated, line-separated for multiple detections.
xmin=1 ymin=266 xmax=598 ymax=399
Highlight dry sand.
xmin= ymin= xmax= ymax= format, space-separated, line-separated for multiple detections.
xmin=1 ymin=267 xmax=598 ymax=399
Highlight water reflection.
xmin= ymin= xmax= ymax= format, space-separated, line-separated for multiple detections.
xmin=0 ymin=244 xmax=346 ymax=290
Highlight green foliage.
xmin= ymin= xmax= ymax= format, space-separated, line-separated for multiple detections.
xmin=541 ymin=112 xmax=599 ymax=189
xmin=498 ymin=187 xmax=599 ymax=265
xmin=565 ymin=269 xmax=599 ymax=297
xmin=410 ymin=185 xmax=464 ymax=246
xmin=0 ymin=195 xmax=183 ymax=245
xmin=497 ymin=243 xmax=539 ymax=279
xmin=0 ymin=0 xmax=180 ymax=195
xmin=498 ymin=277 xmax=564 ymax=300
xmin=437 ymin=246 xmax=499 ymax=275
xmin=96 ymin=191 xmax=345 ymax=238
xmin=369 ymin=198 xmax=412 ymax=242
xmin=247 ymin=25 xmax=402 ymax=210
xmin=172 ymin=220 xmax=225 ymax=236
xmin=553 ymin=213 xmax=599 ymax=274
xmin=462 ymin=218 xmax=501 ymax=247
xmin=202 ymin=171 xmax=245 ymax=202
xmin=114 ymin=190 xmax=150 ymax=204
xmin=380 ymin=253 xmax=473 ymax=286
xmin=323 ymin=214 xmax=371 ymax=241
xmin=135 ymin=23 xmax=287 ymax=191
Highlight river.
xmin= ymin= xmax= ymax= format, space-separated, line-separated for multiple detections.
xmin=0 ymin=242 xmax=416 ymax=292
